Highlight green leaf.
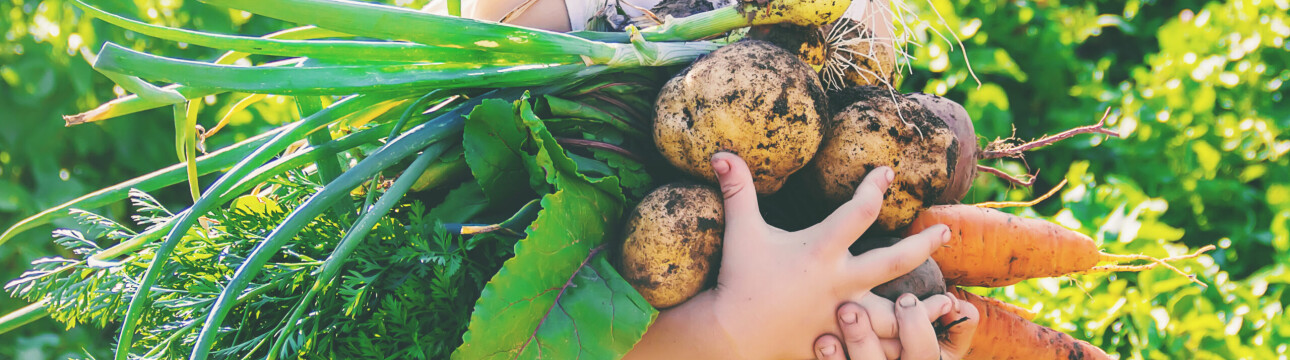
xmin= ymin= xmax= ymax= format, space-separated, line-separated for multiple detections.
xmin=463 ymin=99 xmax=538 ymax=207
xmin=453 ymin=188 xmax=651 ymax=359
xmin=454 ymin=99 xmax=647 ymax=359
xmin=430 ymin=181 xmax=491 ymax=224
xmin=590 ymin=149 xmax=653 ymax=200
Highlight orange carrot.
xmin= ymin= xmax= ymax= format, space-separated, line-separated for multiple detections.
xmin=951 ymin=286 xmax=1113 ymax=360
xmin=906 ymin=205 xmax=1212 ymax=287
xmin=948 ymin=287 xmax=1035 ymax=321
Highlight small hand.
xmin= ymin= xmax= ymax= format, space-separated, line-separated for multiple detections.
xmin=703 ymin=152 xmax=951 ymax=359
xmin=812 ymin=293 xmax=980 ymax=360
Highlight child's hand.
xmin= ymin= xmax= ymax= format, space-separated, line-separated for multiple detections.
xmin=812 ymin=293 xmax=980 ymax=360
xmin=706 ymin=152 xmax=951 ymax=359
xmin=624 ymin=152 xmax=950 ymax=359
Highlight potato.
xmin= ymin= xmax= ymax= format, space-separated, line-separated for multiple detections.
xmin=618 ymin=183 xmax=724 ymax=309
xmin=806 ymin=86 xmax=958 ymax=232
xmin=746 ymin=24 xmax=829 ymax=72
xmin=654 ymin=40 xmax=828 ymax=194
xmin=821 ymin=1 xmax=900 ymax=91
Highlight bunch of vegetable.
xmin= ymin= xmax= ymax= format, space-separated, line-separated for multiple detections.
xmin=0 ymin=0 xmax=1213 ymax=359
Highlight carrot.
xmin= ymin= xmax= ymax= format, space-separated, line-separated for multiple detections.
xmin=947 ymin=287 xmax=1035 ymax=321
xmin=950 ymin=286 xmax=1113 ymax=360
xmin=905 ymin=205 xmax=1213 ymax=287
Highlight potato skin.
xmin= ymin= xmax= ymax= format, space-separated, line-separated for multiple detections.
xmin=654 ymin=40 xmax=827 ymax=194
xmin=808 ymin=86 xmax=957 ymax=232
xmin=618 ymin=183 xmax=724 ymax=309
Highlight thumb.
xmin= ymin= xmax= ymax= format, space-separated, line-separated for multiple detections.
xmin=711 ymin=152 xmax=764 ymax=229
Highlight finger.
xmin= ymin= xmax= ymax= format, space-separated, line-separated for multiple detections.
xmin=803 ymin=166 xmax=894 ymax=254
xmin=857 ymin=293 xmax=898 ymax=339
xmin=920 ymin=294 xmax=955 ymax=321
xmin=896 ymin=294 xmax=940 ymax=360
xmin=938 ymin=298 xmax=982 ymax=359
xmin=813 ymin=334 xmax=846 ymax=360
xmin=846 ymin=224 xmax=951 ymax=288
xmin=880 ymin=339 xmax=902 ymax=360
xmin=710 ymin=152 xmax=764 ymax=229
xmin=836 ymin=303 xmax=886 ymax=360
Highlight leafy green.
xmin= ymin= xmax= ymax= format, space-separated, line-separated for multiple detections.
xmin=454 ymin=98 xmax=652 ymax=359
xmin=463 ymin=99 xmax=539 ymax=207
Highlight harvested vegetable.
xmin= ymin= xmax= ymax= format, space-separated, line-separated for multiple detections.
xmin=654 ymin=40 xmax=828 ymax=194
xmin=907 ymin=205 xmax=1213 ymax=287
xmin=618 ymin=183 xmax=724 ymax=308
xmin=806 ymin=86 xmax=957 ymax=231
xmin=947 ymin=287 xmax=1036 ymax=322
xmin=807 ymin=87 xmax=1120 ymax=231
xmin=821 ymin=0 xmax=898 ymax=91
xmin=951 ymin=287 xmax=1112 ymax=360
xmin=746 ymin=24 xmax=829 ymax=71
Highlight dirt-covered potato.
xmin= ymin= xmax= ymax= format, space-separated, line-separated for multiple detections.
xmin=618 ymin=183 xmax=724 ymax=309
xmin=851 ymin=236 xmax=947 ymax=300
xmin=746 ymin=24 xmax=829 ymax=72
xmin=807 ymin=86 xmax=958 ymax=232
xmin=821 ymin=0 xmax=899 ymax=91
xmin=654 ymin=40 xmax=828 ymax=194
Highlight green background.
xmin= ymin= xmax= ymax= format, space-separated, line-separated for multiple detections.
xmin=0 ymin=0 xmax=1285 ymax=358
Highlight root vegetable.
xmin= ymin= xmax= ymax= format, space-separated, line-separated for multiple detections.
xmin=806 ymin=86 xmax=959 ymax=231
xmin=746 ymin=24 xmax=828 ymax=72
xmin=906 ymin=205 xmax=1213 ymax=287
xmin=946 ymin=287 xmax=1035 ymax=322
xmin=951 ymin=286 xmax=1113 ymax=360
xmin=821 ymin=0 xmax=898 ymax=91
xmin=654 ymin=40 xmax=827 ymax=194
xmin=806 ymin=88 xmax=1119 ymax=232
xmin=618 ymin=183 xmax=724 ymax=308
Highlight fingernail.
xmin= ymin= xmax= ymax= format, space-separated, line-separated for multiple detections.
xmin=940 ymin=225 xmax=952 ymax=244
xmin=899 ymin=294 xmax=917 ymax=308
xmin=712 ymin=157 xmax=730 ymax=176
xmin=884 ymin=167 xmax=895 ymax=182
xmin=820 ymin=344 xmax=836 ymax=356
xmin=841 ymin=311 xmax=857 ymax=324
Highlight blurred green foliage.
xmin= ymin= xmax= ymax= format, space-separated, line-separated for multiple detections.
xmin=899 ymin=0 xmax=1288 ymax=358
xmin=0 ymin=0 xmax=1285 ymax=358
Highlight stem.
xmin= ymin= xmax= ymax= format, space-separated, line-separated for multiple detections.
xmin=90 ymin=115 xmax=409 ymax=263
xmin=976 ymin=164 xmax=1036 ymax=187
xmin=1083 ymin=245 xmax=1216 ymax=287
xmin=66 ymin=26 xmax=347 ymax=126
xmin=187 ymin=89 xmax=524 ymax=360
xmin=114 ymin=94 xmax=400 ymax=360
xmin=95 ymin=43 xmax=607 ymax=95
xmin=981 ymin=108 xmax=1121 ymax=160
xmin=265 ymin=140 xmax=445 ymax=360
xmin=0 ymin=300 xmax=51 ymax=335
xmin=555 ymin=138 xmax=645 ymax=163
xmin=0 ymin=126 xmax=289 ymax=248
xmin=974 ymin=179 xmax=1067 ymax=209
xmin=296 ymin=94 xmax=348 ymax=215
